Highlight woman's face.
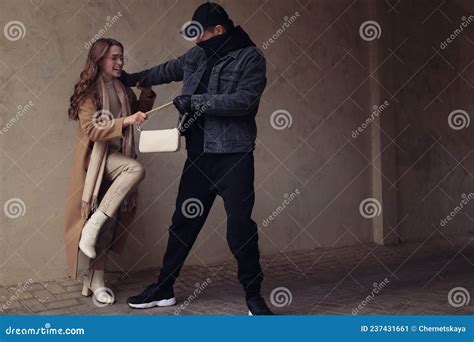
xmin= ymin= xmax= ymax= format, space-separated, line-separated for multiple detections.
xmin=100 ymin=45 xmax=124 ymax=78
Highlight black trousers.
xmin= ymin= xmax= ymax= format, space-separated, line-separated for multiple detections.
xmin=156 ymin=151 xmax=263 ymax=298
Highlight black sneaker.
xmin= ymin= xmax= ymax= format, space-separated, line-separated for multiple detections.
xmin=127 ymin=283 xmax=176 ymax=309
xmin=246 ymin=295 xmax=275 ymax=315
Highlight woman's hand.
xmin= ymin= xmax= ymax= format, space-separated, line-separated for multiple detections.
xmin=136 ymin=82 xmax=154 ymax=97
xmin=124 ymin=111 xmax=147 ymax=127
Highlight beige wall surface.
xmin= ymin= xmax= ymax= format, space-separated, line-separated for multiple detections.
xmin=0 ymin=0 xmax=472 ymax=284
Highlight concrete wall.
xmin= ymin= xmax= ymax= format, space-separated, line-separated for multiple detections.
xmin=0 ymin=0 xmax=471 ymax=284
xmin=388 ymin=0 xmax=474 ymax=241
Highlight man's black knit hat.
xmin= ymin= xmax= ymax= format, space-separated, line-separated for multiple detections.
xmin=191 ymin=2 xmax=234 ymax=30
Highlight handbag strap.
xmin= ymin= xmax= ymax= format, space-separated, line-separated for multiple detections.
xmin=176 ymin=113 xmax=188 ymax=132
xmin=136 ymin=101 xmax=187 ymax=132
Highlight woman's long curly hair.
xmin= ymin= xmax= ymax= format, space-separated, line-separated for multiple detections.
xmin=68 ymin=38 xmax=124 ymax=120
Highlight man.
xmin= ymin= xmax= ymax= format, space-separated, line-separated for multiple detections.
xmin=120 ymin=2 xmax=273 ymax=315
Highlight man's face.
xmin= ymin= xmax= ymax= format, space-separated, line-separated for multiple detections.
xmin=196 ymin=24 xmax=226 ymax=44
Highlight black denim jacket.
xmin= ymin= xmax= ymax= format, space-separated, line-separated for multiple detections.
xmin=120 ymin=44 xmax=266 ymax=153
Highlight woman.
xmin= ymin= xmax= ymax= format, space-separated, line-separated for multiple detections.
xmin=64 ymin=38 xmax=155 ymax=305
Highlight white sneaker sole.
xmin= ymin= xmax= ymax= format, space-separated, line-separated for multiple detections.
xmin=128 ymin=297 xmax=176 ymax=309
xmin=248 ymin=310 xmax=253 ymax=316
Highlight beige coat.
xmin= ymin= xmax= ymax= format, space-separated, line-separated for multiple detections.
xmin=64 ymin=87 xmax=155 ymax=280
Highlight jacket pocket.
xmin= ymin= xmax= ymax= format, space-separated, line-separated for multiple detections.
xmin=218 ymin=70 xmax=241 ymax=93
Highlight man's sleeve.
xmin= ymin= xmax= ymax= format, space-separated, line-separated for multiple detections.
xmin=120 ymin=52 xmax=187 ymax=87
xmin=191 ymin=49 xmax=267 ymax=117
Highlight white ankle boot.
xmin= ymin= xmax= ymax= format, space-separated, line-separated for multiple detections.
xmin=82 ymin=269 xmax=115 ymax=305
xmin=79 ymin=210 xmax=108 ymax=259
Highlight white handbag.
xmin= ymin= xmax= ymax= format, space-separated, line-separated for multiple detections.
xmin=137 ymin=102 xmax=188 ymax=153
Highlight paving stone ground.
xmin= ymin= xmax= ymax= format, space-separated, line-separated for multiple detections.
xmin=1 ymin=235 xmax=473 ymax=316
